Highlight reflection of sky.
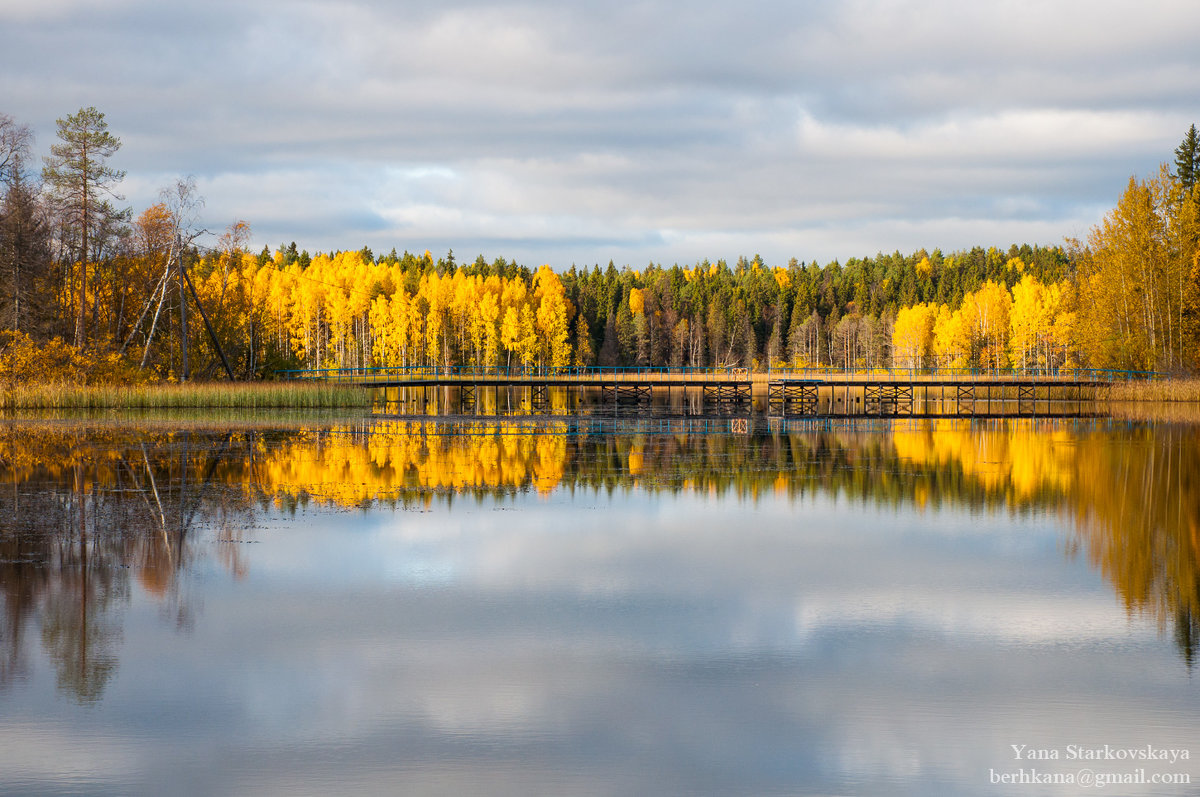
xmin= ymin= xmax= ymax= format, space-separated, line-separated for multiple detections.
xmin=3 ymin=487 xmax=1198 ymax=796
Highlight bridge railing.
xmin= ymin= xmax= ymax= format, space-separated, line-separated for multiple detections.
xmin=276 ymin=364 xmax=1159 ymax=383
xmin=275 ymin=365 xmax=754 ymax=382
xmin=763 ymin=366 xmax=1160 ymax=382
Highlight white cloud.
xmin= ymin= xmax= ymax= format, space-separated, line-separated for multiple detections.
xmin=2 ymin=0 xmax=1198 ymax=265
xmin=0 ymin=0 xmax=127 ymax=22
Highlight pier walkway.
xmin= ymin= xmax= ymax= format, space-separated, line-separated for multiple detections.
xmin=279 ymin=367 xmax=1132 ymax=418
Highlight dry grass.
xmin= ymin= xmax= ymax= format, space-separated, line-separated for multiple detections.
xmin=1106 ymin=378 xmax=1200 ymax=403
xmin=0 ymin=381 xmax=373 ymax=410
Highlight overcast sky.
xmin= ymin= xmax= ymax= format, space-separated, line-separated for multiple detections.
xmin=3 ymin=0 xmax=1198 ymax=268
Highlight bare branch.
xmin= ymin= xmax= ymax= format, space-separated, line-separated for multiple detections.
xmin=0 ymin=112 xmax=34 ymax=188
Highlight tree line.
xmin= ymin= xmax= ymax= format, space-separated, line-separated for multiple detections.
xmin=2 ymin=107 xmax=1198 ymax=380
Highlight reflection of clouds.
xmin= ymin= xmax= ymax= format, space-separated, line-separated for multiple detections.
xmin=412 ymin=668 xmax=562 ymax=736
xmin=255 ymin=492 xmax=1144 ymax=654
xmin=793 ymin=593 xmax=1147 ymax=646
xmin=384 ymin=556 xmax=457 ymax=586
xmin=4 ymin=448 xmax=1200 ymax=795
xmin=0 ymin=722 xmax=140 ymax=789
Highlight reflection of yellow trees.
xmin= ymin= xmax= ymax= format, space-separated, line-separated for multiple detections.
xmin=0 ymin=427 xmax=252 ymax=700
xmin=2 ymin=420 xmax=1198 ymax=664
xmin=891 ymin=420 xmax=1075 ymax=501
xmin=1065 ymin=425 xmax=1200 ymax=662
xmin=256 ymin=422 xmax=574 ymax=505
xmin=890 ymin=419 xmax=1200 ymax=661
xmin=0 ymin=420 xmax=1187 ymax=520
xmin=627 ymin=438 xmax=645 ymax=476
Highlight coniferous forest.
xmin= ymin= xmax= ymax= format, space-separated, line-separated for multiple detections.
xmin=2 ymin=108 xmax=1199 ymax=382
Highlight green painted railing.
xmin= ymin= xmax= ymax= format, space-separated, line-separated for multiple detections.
xmin=276 ymin=365 xmax=1159 ymax=382
xmin=762 ymin=366 xmax=1160 ymax=380
xmin=276 ymin=365 xmax=752 ymax=381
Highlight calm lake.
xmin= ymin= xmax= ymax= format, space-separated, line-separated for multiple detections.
xmin=1 ymin=412 xmax=1197 ymax=795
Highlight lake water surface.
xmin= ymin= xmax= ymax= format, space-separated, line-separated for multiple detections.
xmin=1 ymin=415 xmax=1197 ymax=795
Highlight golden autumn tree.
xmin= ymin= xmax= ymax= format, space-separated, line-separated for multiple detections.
xmin=422 ymin=271 xmax=453 ymax=367
xmin=215 ymin=220 xmax=251 ymax=313
xmin=516 ymin=302 xmax=539 ymax=370
xmin=1008 ymin=274 xmax=1047 ymax=371
xmin=932 ymin=304 xmax=969 ymax=370
xmin=959 ymin=280 xmax=1011 ymax=370
xmin=628 ymin=287 xmax=645 ymax=317
xmin=532 ymin=265 xmax=573 ymax=370
xmin=1076 ymin=166 xmax=1199 ymax=370
xmin=478 ymin=277 xmax=502 ymax=368
xmin=499 ymin=305 xmax=521 ymax=371
xmin=1186 ymin=256 xmax=1200 ymax=368
xmin=498 ymin=277 xmax=528 ymax=370
xmin=369 ymin=294 xmax=394 ymax=365
xmin=891 ymin=302 xmax=937 ymax=370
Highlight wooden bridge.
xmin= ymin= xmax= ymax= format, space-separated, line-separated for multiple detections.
xmin=764 ymin=377 xmax=1110 ymax=418
xmin=367 ymin=371 xmax=757 ymax=406
xmin=280 ymin=367 xmax=1122 ymax=418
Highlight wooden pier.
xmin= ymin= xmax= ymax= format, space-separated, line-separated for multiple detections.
xmin=765 ymin=377 xmax=1110 ymax=418
xmin=359 ymin=372 xmax=755 ymax=407
xmin=383 ymin=375 xmax=1107 ymax=418
xmin=282 ymin=368 xmax=1114 ymax=418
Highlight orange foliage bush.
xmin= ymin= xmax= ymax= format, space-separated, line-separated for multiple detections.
xmin=0 ymin=330 xmax=150 ymax=387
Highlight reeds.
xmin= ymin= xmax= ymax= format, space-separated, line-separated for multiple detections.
xmin=1107 ymin=378 xmax=1200 ymax=403
xmin=0 ymin=381 xmax=373 ymax=410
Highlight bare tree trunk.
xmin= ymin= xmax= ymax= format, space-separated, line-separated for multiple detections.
xmin=77 ymin=173 xmax=88 ymax=347
xmin=139 ymin=277 xmax=170 ymax=370
xmin=140 ymin=244 xmax=178 ymax=371
xmin=120 ymin=259 xmax=172 ymax=356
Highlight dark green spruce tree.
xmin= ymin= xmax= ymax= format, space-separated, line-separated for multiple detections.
xmin=1173 ymin=124 xmax=1199 ymax=191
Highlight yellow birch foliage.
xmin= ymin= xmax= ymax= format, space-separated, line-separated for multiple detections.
xmin=1008 ymin=274 xmax=1046 ymax=370
xmin=959 ymin=280 xmax=1011 ymax=370
xmin=532 ymin=266 xmax=573 ymax=370
xmin=891 ymin=303 xmax=937 ymax=369
xmin=629 ymin=287 xmax=645 ymax=316
xmin=479 ymin=281 xmax=501 ymax=367
xmin=1076 ymin=166 xmax=1198 ymax=370
xmin=932 ymin=304 xmax=969 ymax=369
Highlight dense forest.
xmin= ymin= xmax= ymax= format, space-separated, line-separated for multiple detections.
xmin=2 ymin=108 xmax=1198 ymax=381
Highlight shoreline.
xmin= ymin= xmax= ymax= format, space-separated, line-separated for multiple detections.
xmin=3 ymin=375 xmax=1199 ymax=411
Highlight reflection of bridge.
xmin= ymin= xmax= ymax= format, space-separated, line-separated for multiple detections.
xmin=282 ymin=366 xmax=759 ymax=404
xmin=401 ymin=374 xmax=757 ymax=406
xmin=279 ymin=367 xmax=1120 ymax=418
xmin=765 ymin=377 xmax=1110 ymax=418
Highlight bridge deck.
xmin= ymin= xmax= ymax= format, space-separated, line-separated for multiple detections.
xmin=768 ymin=378 xmax=1111 ymax=388
xmin=360 ymin=376 xmax=753 ymax=388
xmin=360 ymin=376 xmax=1110 ymax=389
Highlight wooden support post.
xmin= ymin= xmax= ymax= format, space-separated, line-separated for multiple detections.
xmin=180 ymin=262 xmax=236 ymax=381
xmin=178 ymin=235 xmax=189 ymax=381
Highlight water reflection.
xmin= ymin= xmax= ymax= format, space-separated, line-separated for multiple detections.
xmin=0 ymin=428 xmax=254 ymax=700
xmin=1 ymin=417 xmax=1198 ymax=709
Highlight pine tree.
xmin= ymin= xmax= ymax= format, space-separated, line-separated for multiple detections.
xmin=41 ymin=107 xmax=127 ymax=346
xmin=1174 ymin=124 xmax=1199 ymax=191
